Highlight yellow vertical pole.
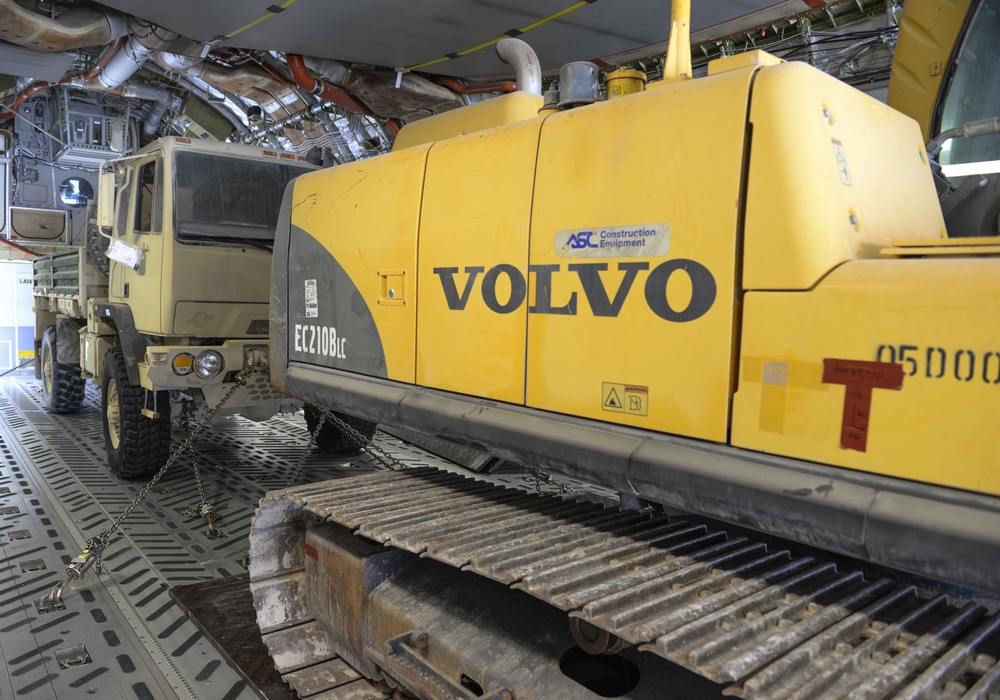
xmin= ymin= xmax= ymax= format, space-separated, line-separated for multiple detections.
xmin=662 ymin=0 xmax=692 ymax=82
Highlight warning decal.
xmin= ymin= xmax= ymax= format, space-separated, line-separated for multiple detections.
xmin=602 ymin=382 xmax=648 ymax=416
xmin=304 ymin=279 xmax=319 ymax=318
xmin=821 ymin=358 xmax=903 ymax=452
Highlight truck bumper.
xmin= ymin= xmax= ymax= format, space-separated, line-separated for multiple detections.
xmin=140 ymin=341 xmax=296 ymax=419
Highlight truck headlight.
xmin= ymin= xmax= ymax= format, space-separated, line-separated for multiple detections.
xmin=194 ymin=350 xmax=224 ymax=378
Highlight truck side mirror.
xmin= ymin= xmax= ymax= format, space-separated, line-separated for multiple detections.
xmin=96 ymin=166 xmax=116 ymax=233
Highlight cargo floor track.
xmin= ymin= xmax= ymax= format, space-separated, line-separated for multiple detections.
xmin=254 ymin=469 xmax=1000 ymax=700
xmin=0 ymin=372 xmax=478 ymax=700
xmin=4 ymin=367 xmax=1000 ymax=699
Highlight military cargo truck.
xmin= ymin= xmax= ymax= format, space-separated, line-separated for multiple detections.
xmin=33 ymin=136 xmax=315 ymax=478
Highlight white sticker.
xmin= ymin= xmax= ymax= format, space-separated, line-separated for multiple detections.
xmin=106 ymin=237 xmax=144 ymax=270
xmin=304 ymin=279 xmax=318 ymax=318
xmin=294 ymin=323 xmax=347 ymax=359
xmin=832 ymin=139 xmax=852 ymax=186
xmin=555 ymin=224 xmax=670 ymax=259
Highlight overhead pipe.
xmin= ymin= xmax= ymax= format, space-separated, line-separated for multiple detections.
xmin=256 ymin=58 xmax=300 ymax=89
xmin=304 ymin=56 xmax=463 ymax=119
xmin=1 ymin=36 xmax=124 ymax=121
xmin=152 ymin=50 xmax=203 ymax=73
xmin=0 ymin=0 xmax=126 ymax=52
xmin=98 ymin=23 xmax=179 ymax=90
xmin=0 ymin=237 xmax=41 ymax=259
xmin=208 ymin=48 xmax=299 ymax=90
xmin=495 ymin=38 xmax=543 ymax=96
xmin=153 ymin=49 xmax=301 ymax=128
xmin=433 ymin=76 xmax=516 ymax=95
xmin=145 ymin=62 xmax=250 ymax=133
xmin=286 ymin=54 xmax=375 ymax=116
xmin=192 ymin=61 xmax=306 ymax=117
xmin=66 ymin=77 xmax=169 ymax=102
xmin=243 ymin=100 xmax=332 ymax=141
xmin=142 ymin=94 xmax=181 ymax=136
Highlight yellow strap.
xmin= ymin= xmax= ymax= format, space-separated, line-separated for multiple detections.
xmin=403 ymin=0 xmax=596 ymax=72
xmin=208 ymin=0 xmax=300 ymax=45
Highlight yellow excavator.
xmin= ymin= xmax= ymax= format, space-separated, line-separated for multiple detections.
xmin=251 ymin=0 xmax=1000 ymax=696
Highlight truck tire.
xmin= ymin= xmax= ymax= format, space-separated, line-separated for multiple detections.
xmin=304 ymin=405 xmax=377 ymax=454
xmin=40 ymin=326 xmax=85 ymax=414
xmin=102 ymin=347 xmax=172 ymax=479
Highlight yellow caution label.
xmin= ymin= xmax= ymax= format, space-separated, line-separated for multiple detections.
xmin=17 ymin=350 xmax=34 ymax=358
xmin=602 ymin=382 xmax=648 ymax=416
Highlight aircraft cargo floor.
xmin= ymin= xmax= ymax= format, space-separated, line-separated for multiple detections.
xmin=0 ymin=371 xmax=412 ymax=700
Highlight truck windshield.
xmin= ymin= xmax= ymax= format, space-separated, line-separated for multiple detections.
xmin=173 ymin=151 xmax=313 ymax=247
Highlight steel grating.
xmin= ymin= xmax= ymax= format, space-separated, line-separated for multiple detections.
xmin=258 ymin=469 xmax=1000 ymax=700
xmin=0 ymin=373 xmax=467 ymax=700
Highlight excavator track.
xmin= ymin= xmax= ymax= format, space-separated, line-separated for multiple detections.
xmin=249 ymin=467 xmax=1000 ymax=699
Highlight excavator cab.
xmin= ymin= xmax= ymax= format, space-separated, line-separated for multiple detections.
xmin=890 ymin=0 xmax=1000 ymax=237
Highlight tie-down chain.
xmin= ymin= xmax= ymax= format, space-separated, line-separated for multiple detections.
xmin=38 ymin=359 xmax=267 ymax=612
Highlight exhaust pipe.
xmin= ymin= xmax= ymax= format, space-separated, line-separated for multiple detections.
xmin=496 ymin=38 xmax=543 ymax=96
xmin=663 ymin=0 xmax=692 ymax=81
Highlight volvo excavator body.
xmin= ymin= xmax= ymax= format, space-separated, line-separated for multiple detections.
xmin=252 ymin=0 xmax=1000 ymax=697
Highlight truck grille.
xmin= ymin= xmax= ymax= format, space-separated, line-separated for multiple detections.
xmin=246 ymin=319 xmax=269 ymax=335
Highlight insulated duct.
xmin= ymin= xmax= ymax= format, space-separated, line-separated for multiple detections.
xmin=142 ymin=94 xmax=181 ymax=136
xmin=152 ymin=50 xmax=203 ymax=73
xmin=303 ymin=57 xmax=463 ymax=120
xmin=190 ymin=62 xmax=306 ymax=118
xmin=0 ymin=0 xmax=126 ymax=52
xmin=98 ymin=26 xmax=179 ymax=89
xmin=286 ymin=54 xmax=373 ymax=116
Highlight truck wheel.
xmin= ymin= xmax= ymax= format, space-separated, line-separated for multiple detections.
xmin=304 ymin=405 xmax=376 ymax=454
xmin=40 ymin=326 xmax=85 ymax=414
xmin=102 ymin=347 xmax=172 ymax=480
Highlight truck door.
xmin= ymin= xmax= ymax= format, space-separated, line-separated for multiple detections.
xmin=108 ymin=156 xmax=164 ymax=333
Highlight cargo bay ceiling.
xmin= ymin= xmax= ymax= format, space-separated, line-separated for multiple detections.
xmin=0 ymin=0 xmax=897 ymax=159
xmin=88 ymin=0 xmax=822 ymax=79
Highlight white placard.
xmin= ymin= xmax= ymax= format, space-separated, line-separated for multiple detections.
xmin=105 ymin=238 xmax=144 ymax=271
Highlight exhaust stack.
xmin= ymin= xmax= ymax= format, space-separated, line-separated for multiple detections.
xmin=496 ymin=38 xmax=543 ymax=96
xmin=663 ymin=0 xmax=692 ymax=82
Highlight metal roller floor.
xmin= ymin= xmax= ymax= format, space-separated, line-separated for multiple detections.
xmin=0 ymin=371 xmax=467 ymax=700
